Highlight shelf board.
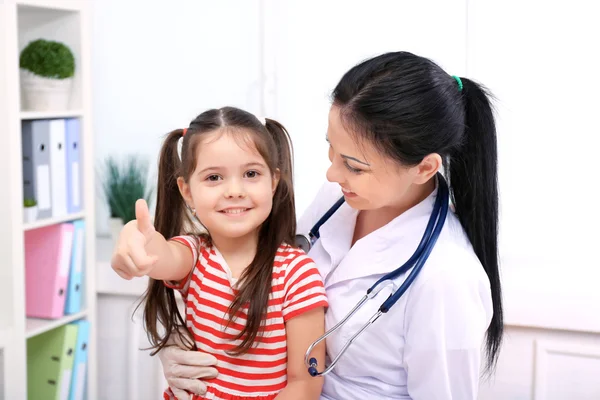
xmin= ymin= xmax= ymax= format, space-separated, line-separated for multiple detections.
xmin=20 ymin=109 xmax=83 ymax=120
xmin=26 ymin=310 xmax=87 ymax=339
xmin=16 ymin=0 xmax=83 ymax=12
xmin=23 ymin=212 xmax=85 ymax=231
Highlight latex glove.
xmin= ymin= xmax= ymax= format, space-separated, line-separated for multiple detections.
xmin=159 ymin=330 xmax=218 ymax=400
xmin=111 ymin=199 xmax=159 ymax=280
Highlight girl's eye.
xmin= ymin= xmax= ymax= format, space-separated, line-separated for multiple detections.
xmin=207 ymin=174 xmax=221 ymax=181
xmin=344 ymin=161 xmax=363 ymax=174
xmin=245 ymin=170 xmax=260 ymax=178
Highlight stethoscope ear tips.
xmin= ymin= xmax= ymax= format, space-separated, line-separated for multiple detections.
xmin=308 ymin=357 xmax=319 ymax=376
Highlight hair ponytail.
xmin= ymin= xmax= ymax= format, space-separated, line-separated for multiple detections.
xmin=139 ymin=128 xmax=196 ymax=355
xmin=449 ymin=78 xmax=503 ymax=372
xmin=264 ymin=118 xmax=295 ymax=221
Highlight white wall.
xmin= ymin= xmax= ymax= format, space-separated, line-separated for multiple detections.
xmin=468 ymin=0 xmax=599 ymax=330
xmin=91 ymin=0 xmax=263 ymax=235
xmin=262 ymin=0 xmax=467 ymax=213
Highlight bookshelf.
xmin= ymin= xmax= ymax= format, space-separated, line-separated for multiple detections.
xmin=0 ymin=1 xmax=96 ymax=399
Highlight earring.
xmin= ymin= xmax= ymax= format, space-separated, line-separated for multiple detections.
xmin=186 ymin=204 xmax=196 ymax=215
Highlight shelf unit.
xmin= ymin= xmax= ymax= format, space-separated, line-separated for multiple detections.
xmin=0 ymin=1 xmax=96 ymax=399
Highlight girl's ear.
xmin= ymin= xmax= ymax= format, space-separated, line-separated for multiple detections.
xmin=177 ymin=177 xmax=194 ymax=207
xmin=272 ymin=168 xmax=281 ymax=194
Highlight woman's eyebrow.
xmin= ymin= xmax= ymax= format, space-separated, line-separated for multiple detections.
xmin=341 ymin=154 xmax=370 ymax=166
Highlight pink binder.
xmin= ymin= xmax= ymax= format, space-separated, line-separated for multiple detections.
xmin=25 ymin=223 xmax=74 ymax=319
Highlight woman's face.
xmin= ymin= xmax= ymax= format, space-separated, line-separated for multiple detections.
xmin=325 ymin=106 xmax=439 ymax=212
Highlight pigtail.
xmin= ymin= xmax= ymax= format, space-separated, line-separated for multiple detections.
xmin=264 ymin=118 xmax=296 ymax=236
xmin=139 ymin=128 xmax=196 ymax=355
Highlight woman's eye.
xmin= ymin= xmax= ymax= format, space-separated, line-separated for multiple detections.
xmin=344 ymin=161 xmax=363 ymax=174
xmin=245 ymin=170 xmax=259 ymax=178
xmin=207 ymin=175 xmax=221 ymax=181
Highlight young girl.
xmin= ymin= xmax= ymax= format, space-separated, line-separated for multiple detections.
xmin=111 ymin=107 xmax=328 ymax=400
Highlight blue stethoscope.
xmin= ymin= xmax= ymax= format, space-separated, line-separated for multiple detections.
xmin=298 ymin=173 xmax=450 ymax=377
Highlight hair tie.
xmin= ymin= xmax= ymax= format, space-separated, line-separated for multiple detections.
xmin=452 ymin=75 xmax=463 ymax=92
xmin=182 ymin=128 xmax=188 ymax=137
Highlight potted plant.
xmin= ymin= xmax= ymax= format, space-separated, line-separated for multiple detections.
xmin=19 ymin=38 xmax=75 ymax=111
xmin=23 ymin=198 xmax=38 ymax=223
xmin=100 ymin=155 xmax=154 ymax=240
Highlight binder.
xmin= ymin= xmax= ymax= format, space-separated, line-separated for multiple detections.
xmin=49 ymin=119 xmax=68 ymax=218
xmin=22 ymin=120 xmax=52 ymax=219
xmin=65 ymin=220 xmax=85 ymax=314
xmin=27 ymin=323 xmax=79 ymax=400
xmin=68 ymin=320 xmax=90 ymax=400
xmin=65 ymin=118 xmax=82 ymax=214
xmin=25 ymin=223 xmax=74 ymax=319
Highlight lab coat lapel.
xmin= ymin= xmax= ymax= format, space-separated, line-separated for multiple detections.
xmin=323 ymin=191 xmax=437 ymax=289
xmin=317 ymin=201 xmax=357 ymax=282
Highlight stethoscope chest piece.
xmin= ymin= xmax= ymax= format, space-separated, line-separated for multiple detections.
xmin=294 ymin=234 xmax=313 ymax=254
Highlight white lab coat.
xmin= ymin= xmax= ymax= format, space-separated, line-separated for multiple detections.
xmin=297 ymin=180 xmax=493 ymax=400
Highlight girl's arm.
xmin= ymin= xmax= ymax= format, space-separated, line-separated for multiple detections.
xmin=275 ymin=307 xmax=326 ymax=400
xmin=111 ymin=199 xmax=193 ymax=282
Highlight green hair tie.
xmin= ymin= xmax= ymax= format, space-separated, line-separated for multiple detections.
xmin=452 ymin=75 xmax=463 ymax=92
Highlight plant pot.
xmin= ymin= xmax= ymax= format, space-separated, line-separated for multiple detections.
xmin=23 ymin=206 xmax=38 ymax=223
xmin=109 ymin=217 xmax=124 ymax=242
xmin=20 ymin=69 xmax=73 ymax=111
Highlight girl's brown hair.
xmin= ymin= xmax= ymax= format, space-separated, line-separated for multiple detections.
xmin=140 ymin=107 xmax=296 ymax=356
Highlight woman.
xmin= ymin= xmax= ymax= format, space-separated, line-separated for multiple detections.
xmin=155 ymin=51 xmax=502 ymax=399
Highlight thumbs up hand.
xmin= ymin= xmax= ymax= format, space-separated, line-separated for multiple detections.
xmin=111 ymin=199 xmax=160 ymax=279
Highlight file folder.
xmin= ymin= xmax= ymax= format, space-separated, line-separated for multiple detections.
xmin=25 ymin=223 xmax=74 ymax=319
xmin=68 ymin=320 xmax=90 ymax=400
xmin=22 ymin=120 xmax=52 ymax=219
xmin=27 ymin=323 xmax=79 ymax=400
xmin=65 ymin=220 xmax=85 ymax=314
xmin=49 ymin=119 xmax=68 ymax=218
xmin=65 ymin=118 xmax=82 ymax=214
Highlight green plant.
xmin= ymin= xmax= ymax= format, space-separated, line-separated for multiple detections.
xmin=23 ymin=198 xmax=37 ymax=208
xmin=101 ymin=155 xmax=154 ymax=224
xmin=19 ymin=39 xmax=75 ymax=79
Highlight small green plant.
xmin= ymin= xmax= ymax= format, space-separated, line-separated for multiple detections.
xmin=19 ymin=39 xmax=75 ymax=79
xmin=101 ymin=155 xmax=154 ymax=224
xmin=23 ymin=198 xmax=37 ymax=208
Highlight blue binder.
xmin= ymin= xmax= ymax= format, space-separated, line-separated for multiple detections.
xmin=22 ymin=120 xmax=53 ymax=219
xmin=65 ymin=118 xmax=82 ymax=214
xmin=68 ymin=320 xmax=90 ymax=400
xmin=65 ymin=220 xmax=85 ymax=314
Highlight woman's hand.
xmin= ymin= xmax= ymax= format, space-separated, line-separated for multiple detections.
xmin=159 ymin=329 xmax=219 ymax=400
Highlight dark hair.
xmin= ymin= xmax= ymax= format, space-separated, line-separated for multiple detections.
xmin=332 ymin=51 xmax=502 ymax=372
xmin=140 ymin=106 xmax=296 ymax=356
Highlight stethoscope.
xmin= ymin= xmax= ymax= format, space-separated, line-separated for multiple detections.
xmin=297 ymin=173 xmax=450 ymax=377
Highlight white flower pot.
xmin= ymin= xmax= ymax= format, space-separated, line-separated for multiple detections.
xmin=109 ymin=217 xmax=124 ymax=242
xmin=23 ymin=206 xmax=38 ymax=223
xmin=20 ymin=69 xmax=73 ymax=111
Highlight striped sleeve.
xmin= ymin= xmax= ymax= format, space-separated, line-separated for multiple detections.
xmin=163 ymin=235 xmax=200 ymax=296
xmin=282 ymin=252 xmax=328 ymax=322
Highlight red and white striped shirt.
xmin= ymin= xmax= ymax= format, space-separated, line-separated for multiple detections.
xmin=163 ymin=235 xmax=328 ymax=400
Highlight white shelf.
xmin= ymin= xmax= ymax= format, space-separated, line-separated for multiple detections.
xmin=23 ymin=211 xmax=85 ymax=231
xmin=25 ymin=310 xmax=88 ymax=339
xmin=0 ymin=0 xmax=96 ymax=398
xmin=20 ymin=109 xmax=83 ymax=120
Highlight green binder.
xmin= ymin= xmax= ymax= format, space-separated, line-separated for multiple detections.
xmin=27 ymin=323 xmax=79 ymax=400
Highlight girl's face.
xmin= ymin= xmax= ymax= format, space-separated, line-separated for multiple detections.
xmin=325 ymin=106 xmax=440 ymax=213
xmin=178 ymin=129 xmax=279 ymax=242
